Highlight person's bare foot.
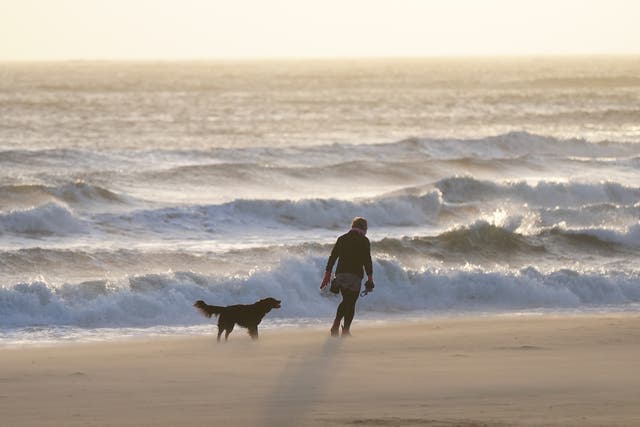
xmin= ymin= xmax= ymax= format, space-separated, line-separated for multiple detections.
xmin=330 ymin=320 xmax=341 ymax=337
xmin=341 ymin=326 xmax=351 ymax=338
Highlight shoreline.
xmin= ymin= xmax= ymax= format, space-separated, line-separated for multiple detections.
xmin=2 ymin=313 xmax=639 ymax=426
xmin=2 ymin=309 xmax=639 ymax=349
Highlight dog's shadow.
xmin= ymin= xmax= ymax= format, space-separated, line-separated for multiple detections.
xmin=262 ymin=337 xmax=342 ymax=426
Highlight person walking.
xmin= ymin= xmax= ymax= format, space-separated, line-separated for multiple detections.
xmin=320 ymin=216 xmax=374 ymax=337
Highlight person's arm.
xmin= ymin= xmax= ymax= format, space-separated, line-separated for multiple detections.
xmin=364 ymin=238 xmax=373 ymax=277
xmin=321 ymin=237 xmax=341 ymax=289
xmin=326 ymin=237 xmax=341 ymax=273
xmin=364 ymin=238 xmax=374 ymax=290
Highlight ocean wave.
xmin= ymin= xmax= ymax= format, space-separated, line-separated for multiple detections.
xmin=2 ymin=221 xmax=636 ymax=282
xmin=0 ymin=148 xmax=130 ymax=175
xmin=0 ymin=203 xmax=88 ymax=236
xmin=377 ymin=221 xmax=545 ymax=261
xmin=0 ymin=181 xmax=126 ymax=209
xmin=140 ymin=156 xmax=555 ymax=192
xmin=538 ymin=203 xmax=640 ymax=229
xmin=376 ymin=220 xmax=640 ymax=263
xmin=436 ymin=176 xmax=640 ymax=207
xmin=3 ymin=132 xmax=639 ymax=171
xmin=0 ymin=191 xmax=439 ymax=238
xmin=103 ymin=191 xmax=444 ymax=233
xmin=397 ymin=131 xmax=640 ymax=160
xmin=552 ymin=223 xmax=640 ymax=249
xmin=0 ymin=148 xmax=89 ymax=165
xmin=1 ymin=258 xmax=639 ymax=329
xmin=567 ymin=155 xmax=640 ymax=168
xmin=0 ymin=247 xmax=244 ymax=280
xmin=144 ymin=159 xmax=428 ymax=185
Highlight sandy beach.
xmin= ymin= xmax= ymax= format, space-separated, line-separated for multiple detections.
xmin=1 ymin=314 xmax=639 ymax=427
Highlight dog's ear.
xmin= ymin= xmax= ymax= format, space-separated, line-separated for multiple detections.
xmin=257 ymin=298 xmax=271 ymax=314
xmin=257 ymin=297 xmax=281 ymax=311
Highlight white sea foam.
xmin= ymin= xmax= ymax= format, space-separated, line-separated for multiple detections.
xmin=1 ymin=258 xmax=639 ymax=334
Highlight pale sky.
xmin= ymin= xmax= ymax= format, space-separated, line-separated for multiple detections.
xmin=1 ymin=0 xmax=639 ymax=60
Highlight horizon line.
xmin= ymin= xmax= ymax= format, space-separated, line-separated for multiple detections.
xmin=2 ymin=53 xmax=640 ymax=63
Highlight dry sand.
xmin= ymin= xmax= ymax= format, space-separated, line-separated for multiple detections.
xmin=1 ymin=314 xmax=639 ymax=426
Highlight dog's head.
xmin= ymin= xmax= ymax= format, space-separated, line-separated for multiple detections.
xmin=258 ymin=297 xmax=281 ymax=313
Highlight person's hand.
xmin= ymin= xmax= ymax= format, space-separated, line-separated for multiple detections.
xmin=320 ymin=271 xmax=331 ymax=289
xmin=365 ymin=280 xmax=375 ymax=292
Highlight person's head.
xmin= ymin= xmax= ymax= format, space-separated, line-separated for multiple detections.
xmin=351 ymin=216 xmax=368 ymax=234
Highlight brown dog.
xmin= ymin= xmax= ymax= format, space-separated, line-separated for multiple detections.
xmin=194 ymin=297 xmax=281 ymax=341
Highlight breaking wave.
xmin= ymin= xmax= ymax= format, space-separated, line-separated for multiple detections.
xmin=0 ymin=181 xmax=126 ymax=209
xmin=0 ymin=203 xmax=88 ymax=236
xmin=376 ymin=220 xmax=640 ymax=263
xmin=1 ymin=258 xmax=639 ymax=329
xmin=103 ymin=191 xmax=444 ymax=233
xmin=436 ymin=177 xmax=640 ymax=207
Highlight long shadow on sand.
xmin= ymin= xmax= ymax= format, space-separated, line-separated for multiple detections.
xmin=262 ymin=337 xmax=342 ymax=426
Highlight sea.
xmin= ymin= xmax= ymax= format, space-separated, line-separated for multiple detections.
xmin=1 ymin=57 xmax=639 ymax=345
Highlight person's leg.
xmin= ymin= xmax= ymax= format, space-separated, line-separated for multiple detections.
xmin=331 ymin=301 xmax=345 ymax=336
xmin=341 ymin=290 xmax=359 ymax=335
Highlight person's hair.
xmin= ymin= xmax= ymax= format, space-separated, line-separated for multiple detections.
xmin=351 ymin=217 xmax=368 ymax=231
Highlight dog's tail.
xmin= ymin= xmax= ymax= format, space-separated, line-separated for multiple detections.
xmin=193 ymin=300 xmax=225 ymax=318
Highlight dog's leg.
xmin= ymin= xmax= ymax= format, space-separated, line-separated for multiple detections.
xmin=223 ymin=323 xmax=234 ymax=341
xmin=217 ymin=326 xmax=223 ymax=342
xmin=248 ymin=326 xmax=259 ymax=340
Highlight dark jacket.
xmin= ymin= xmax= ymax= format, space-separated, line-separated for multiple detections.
xmin=325 ymin=229 xmax=373 ymax=279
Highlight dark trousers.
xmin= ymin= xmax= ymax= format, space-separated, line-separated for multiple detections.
xmin=334 ymin=288 xmax=359 ymax=330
